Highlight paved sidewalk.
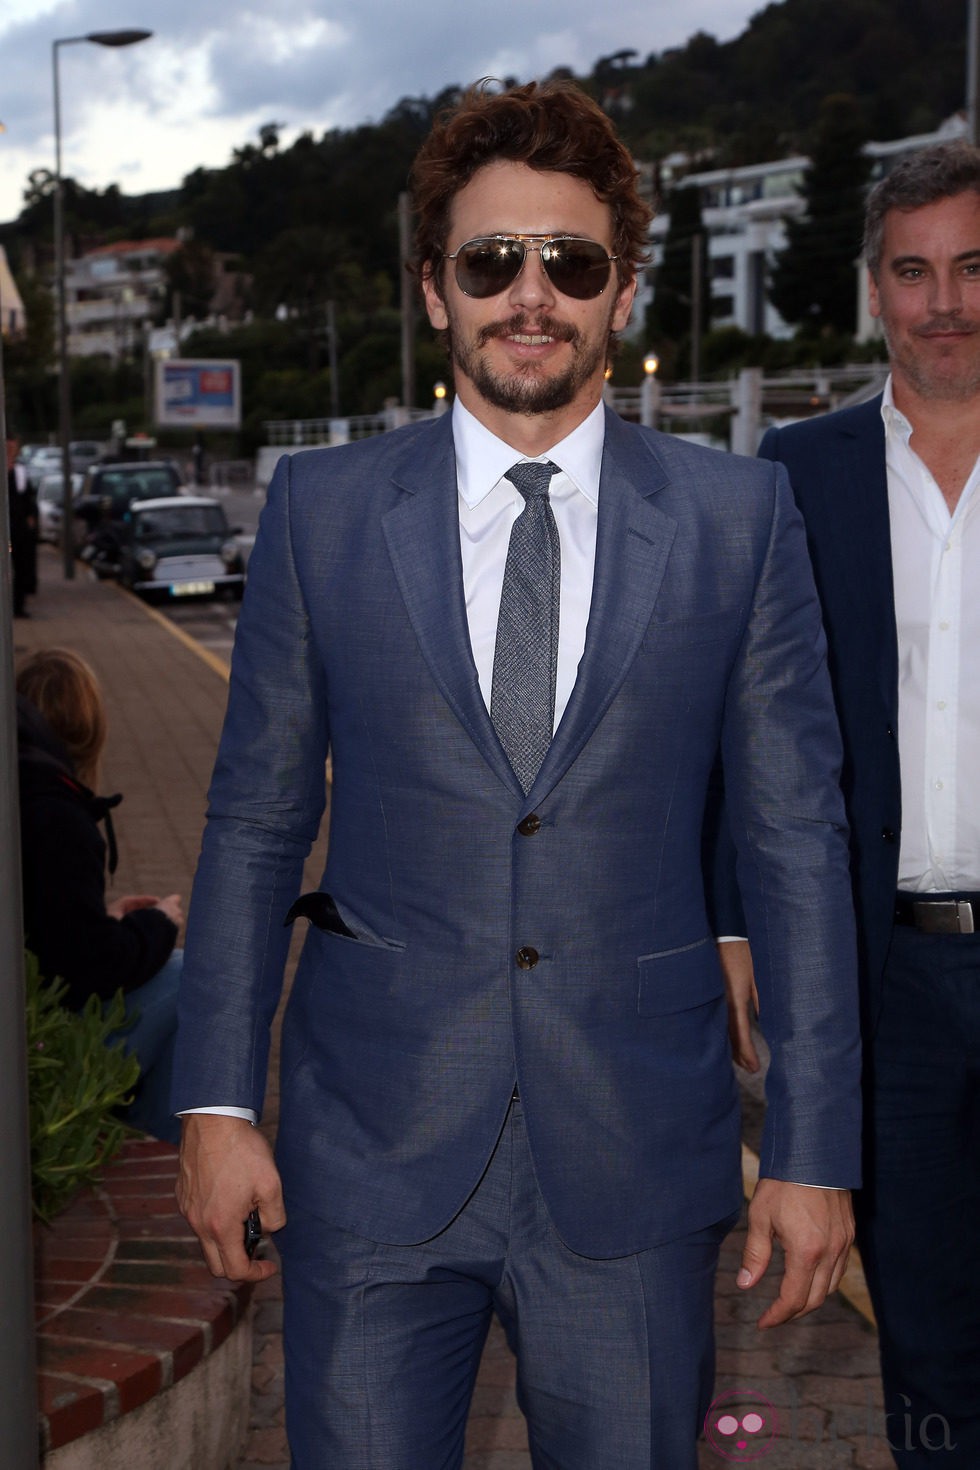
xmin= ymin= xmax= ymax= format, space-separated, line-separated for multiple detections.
xmin=14 ymin=548 xmax=894 ymax=1468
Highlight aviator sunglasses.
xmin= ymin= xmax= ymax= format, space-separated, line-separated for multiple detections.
xmin=443 ymin=234 xmax=618 ymax=301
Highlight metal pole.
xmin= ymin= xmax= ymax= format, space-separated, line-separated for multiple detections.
xmin=326 ymin=299 xmax=340 ymax=418
xmin=690 ymin=232 xmax=703 ymax=393
xmin=969 ymin=0 xmax=980 ymax=145
xmin=0 ymin=297 xmax=41 ymax=1469
xmin=54 ymin=39 xmax=75 ymax=580
xmin=399 ymin=192 xmax=416 ymax=411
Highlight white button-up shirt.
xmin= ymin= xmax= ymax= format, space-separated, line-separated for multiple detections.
xmin=883 ymin=376 xmax=980 ymax=891
xmin=453 ymin=395 xmax=603 ymax=728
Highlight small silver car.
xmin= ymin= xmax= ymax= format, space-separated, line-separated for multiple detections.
xmin=118 ymin=496 xmax=245 ymax=600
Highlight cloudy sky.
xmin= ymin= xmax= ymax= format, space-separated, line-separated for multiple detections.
xmin=0 ymin=0 xmax=763 ymax=225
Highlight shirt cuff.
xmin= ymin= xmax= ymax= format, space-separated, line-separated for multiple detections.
xmin=177 ymin=1106 xmax=258 ymax=1124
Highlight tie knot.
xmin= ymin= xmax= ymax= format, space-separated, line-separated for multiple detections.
xmin=505 ymin=460 xmax=559 ymax=503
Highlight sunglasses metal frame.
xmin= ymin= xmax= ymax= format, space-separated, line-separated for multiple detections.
xmin=442 ymin=233 xmax=619 ymax=300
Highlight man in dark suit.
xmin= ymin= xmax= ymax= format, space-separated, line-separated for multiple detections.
xmin=6 ymin=432 xmax=37 ymax=617
xmin=741 ymin=142 xmax=980 ymax=1466
xmin=173 ymin=81 xmax=861 ymax=1468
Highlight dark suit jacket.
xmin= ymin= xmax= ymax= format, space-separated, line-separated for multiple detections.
xmin=758 ymin=397 xmax=901 ymax=1027
xmin=173 ymin=407 xmax=861 ymax=1257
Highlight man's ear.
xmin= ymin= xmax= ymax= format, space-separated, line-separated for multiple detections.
xmin=611 ymin=272 xmax=637 ymax=335
xmin=422 ymin=261 xmax=449 ymax=331
xmin=867 ymin=268 xmax=881 ymax=320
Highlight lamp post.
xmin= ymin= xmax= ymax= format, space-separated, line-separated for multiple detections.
xmin=641 ymin=352 xmax=660 ymax=428
xmin=54 ymin=29 xmax=152 ymax=579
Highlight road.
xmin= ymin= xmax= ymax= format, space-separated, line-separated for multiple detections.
xmin=160 ymin=483 xmax=262 ymax=657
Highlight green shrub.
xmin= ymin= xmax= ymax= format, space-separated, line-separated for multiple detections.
xmin=25 ymin=951 xmax=141 ymax=1222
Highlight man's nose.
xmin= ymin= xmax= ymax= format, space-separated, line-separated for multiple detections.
xmin=507 ymin=247 xmax=556 ymax=310
xmin=930 ymin=269 xmax=964 ymax=315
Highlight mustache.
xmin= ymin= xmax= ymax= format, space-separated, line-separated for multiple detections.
xmin=913 ymin=314 xmax=980 ymax=335
xmin=477 ymin=314 xmax=578 ymax=347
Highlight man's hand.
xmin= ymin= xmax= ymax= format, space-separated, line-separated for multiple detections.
xmin=718 ymin=938 xmax=761 ymax=1072
xmin=738 ymin=1178 xmax=855 ymax=1329
xmin=177 ymin=1114 xmax=286 ymax=1282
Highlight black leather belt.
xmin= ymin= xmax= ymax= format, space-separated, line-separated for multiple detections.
xmin=894 ymin=892 xmax=980 ymax=935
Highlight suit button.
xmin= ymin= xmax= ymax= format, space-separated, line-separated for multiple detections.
xmin=515 ymin=946 xmax=539 ymax=970
xmin=882 ymin=827 xmax=896 ymax=844
xmin=517 ymin=813 xmax=541 ymax=836
xmin=886 ymin=726 xmax=895 ymax=740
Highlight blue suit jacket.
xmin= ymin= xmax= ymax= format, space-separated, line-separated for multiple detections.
xmin=173 ymin=407 xmax=861 ymax=1256
xmin=759 ymin=398 xmax=900 ymax=1027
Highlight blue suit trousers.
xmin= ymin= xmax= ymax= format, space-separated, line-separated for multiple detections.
xmin=278 ymin=1100 xmax=736 ymax=1469
xmin=856 ymin=924 xmax=980 ymax=1465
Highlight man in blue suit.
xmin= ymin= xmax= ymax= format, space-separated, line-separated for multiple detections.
xmin=174 ymin=81 xmax=861 ymax=1468
xmin=745 ymin=143 xmax=980 ymax=1465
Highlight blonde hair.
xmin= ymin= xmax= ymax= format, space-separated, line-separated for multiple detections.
xmin=17 ymin=648 xmax=108 ymax=789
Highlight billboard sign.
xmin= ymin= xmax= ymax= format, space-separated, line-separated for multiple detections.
xmin=155 ymin=358 xmax=241 ymax=428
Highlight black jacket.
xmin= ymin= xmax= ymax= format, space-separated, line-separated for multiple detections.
xmin=17 ymin=696 xmax=177 ymax=1008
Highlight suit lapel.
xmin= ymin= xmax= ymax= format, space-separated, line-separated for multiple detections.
xmin=382 ymin=415 xmax=521 ymax=792
xmin=832 ymin=400 xmax=898 ymax=714
xmin=383 ymin=409 xmax=678 ymax=802
xmin=529 ymin=410 xmax=676 ymax=802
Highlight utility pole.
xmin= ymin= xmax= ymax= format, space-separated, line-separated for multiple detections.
xmin=690 ymin=232 xmax=703 ymax=393
xmin=969 ymin=0 xmax=980 ymax=145
xmin=326 ymin=300 xmax=340 ymax=418
xmin=399 ymin=192 xmax=416 ymax=411
xmin=0 ymin=298 xmax=40 ymax=1468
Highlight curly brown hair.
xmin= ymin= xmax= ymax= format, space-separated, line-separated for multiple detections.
xmin=411 ymin=79 xmax=652 ymax=293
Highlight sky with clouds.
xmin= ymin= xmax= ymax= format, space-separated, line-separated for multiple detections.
xmin=0 ymin=0 xmax=764 ymax=225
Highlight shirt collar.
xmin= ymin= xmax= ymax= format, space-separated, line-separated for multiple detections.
xmin=880 ymin=373 xmax=914 ymax=447
xmin=452 ymin=396 xmax=606 ymax=510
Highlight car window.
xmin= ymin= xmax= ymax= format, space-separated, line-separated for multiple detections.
xmin=134 ymin=506 xmax=228 ymax=538
xmin=96 ymin=467 xmax=179 ymax=508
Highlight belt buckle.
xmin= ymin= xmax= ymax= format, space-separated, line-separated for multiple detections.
xmin=912 ymin=900 xmax=976 ymax=934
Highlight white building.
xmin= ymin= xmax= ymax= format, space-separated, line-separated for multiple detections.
xmin=63 ymin=237 xmax=179 ymax=359
xmin=646 ymin=113 xmax=969 ymax=342
xmin=0 ymin=244 xmax=27 ymax=336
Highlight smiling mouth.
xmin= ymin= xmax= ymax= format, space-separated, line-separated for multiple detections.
xmin=479 ymin=314 xmax=577 ymax=349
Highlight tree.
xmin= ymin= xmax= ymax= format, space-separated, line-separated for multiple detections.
xmin=768 ymin=93 xmax=872 ymax=334
xmin=648 ymin=178 xmax=712 ymax=349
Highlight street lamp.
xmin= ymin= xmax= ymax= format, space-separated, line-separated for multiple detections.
xmin=53 ymin=28 xmax=152 ymax=578
xmin=641 ymin=352 xmax=661 ymax=429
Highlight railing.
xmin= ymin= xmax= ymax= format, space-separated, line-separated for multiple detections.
xmin=264 ymin=407 xmax=437 ymax=447
xmin=262 ymin=364 xmax=888 ymax=460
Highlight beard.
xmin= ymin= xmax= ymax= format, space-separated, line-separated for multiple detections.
xmin=884 ymin=315 xmax=980 ymax=402
xmin=445 ymin=310 xmax=615 ymax=416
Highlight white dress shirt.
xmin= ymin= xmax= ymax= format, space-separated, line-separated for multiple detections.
xmin=453 ymin=395 xmax=605 ymax=726
xmin=187 ymin=396 xmax=608 ymax=1122
xmin=882 ymin=376 xmax=980 ymax=891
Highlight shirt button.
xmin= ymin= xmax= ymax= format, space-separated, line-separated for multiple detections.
xmin=939 ymin=621 xmax=950 ymax=631
xmin=935 ymin=779 xmax=944 ymax=790
xmin=515 ymin=947 xmax=539 ymax=970
xmin=937 ymin=701 xmax=946 ymax=711
xmin=517 ymin=814 xmax=541 ymax=836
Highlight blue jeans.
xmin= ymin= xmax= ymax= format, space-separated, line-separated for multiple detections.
xmin=107 ymin=949 xmax=183 ymax=1145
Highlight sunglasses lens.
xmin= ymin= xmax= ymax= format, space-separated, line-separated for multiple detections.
xmin=542 ymin=239 xmax=613 ymax=300
xmin=454 ymin=239 xmax=525 ymax=298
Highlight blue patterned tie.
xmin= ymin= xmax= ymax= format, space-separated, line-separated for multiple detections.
xmin=490 ymin=460 xmax=561 ymax=793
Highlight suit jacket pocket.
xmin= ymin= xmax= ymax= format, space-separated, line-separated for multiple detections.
xmin=286 ymin=891 xmax=406 ymax=951
xmin=637 ymin=937 xmax=723 ymax=1016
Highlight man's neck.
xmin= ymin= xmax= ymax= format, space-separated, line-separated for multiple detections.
xmin=454 ymin=384 xmax=604 ymax=458
xmin=891 ymin=376 xmax=980 ymax=513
